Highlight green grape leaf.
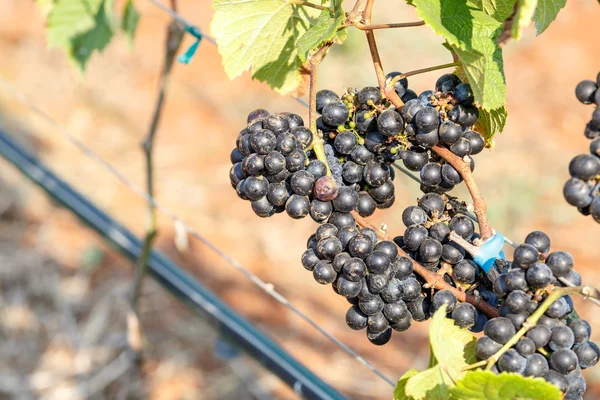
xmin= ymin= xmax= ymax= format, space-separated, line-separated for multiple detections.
xmin=512 ymin=0 xmax=538 ymax=40
xmin=429 ymin=305 xmax=477 ymax=379
xmin=472 ymin=0 xmax=517 ymax=22
xmin=405 ymin=366 xmax=453 ymax=400
xmin=532 ymin=0 xmax=566 ymax=35
xmin=476 ymin=106 xmax=507 ymax=144
xmin=46 ymin=0 xmax=116 ymax=72
xmin=210 ymin=0 xmax=321 ymax=95
xmin=394 ymin=369 xmax=419 ymax=400
xmin=68 ymin=0 xmax=115 ymax=71
xmin=296 ymin=0 xmax=347 ymax=63
xmin=121 ymin=0 xmax=140 ymax=46
xmin=412 ymin=0 xmax=507 ymax=110
xmin=450 ymin=370 xmax=562 ymax=400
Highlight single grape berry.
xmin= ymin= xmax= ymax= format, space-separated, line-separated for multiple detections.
xmin=526 ymin=263 xmax=554 ymax=288
xmin=314 ymin=176 xmax=339 ymax=201
xmin=310 ymin=199 xmax=333 ymax=222
xmin=357 ymin=86 xmax=383 ymax=106
xmin=384 ymin=301 xmax=408 ymax=323
xmin=569 ymin=154 xmax=600 ymax=180
xmin=506 ymin=290 xmax=529 ymax=314
xmin=515 ymin=337 xmax=537 ymax=357
xmin=498 ymin=349 xmax=527 ymax=374
xmin=243 ymin=176 xmax=269 ymax=200
xmin=312 ymin=260 xmax=337 ymax=284
xmin=359 ymin=296 xmax=385 ymax=315
xmin=418 ymin=193 xmax=445 ymax=217
xmin=400 ymin=277 xmax=422 ymax=302
xmin=414 ymin=107 xmax=440 ymax=132
xmin=348 ymin=234 xmax=374 ymax=259
xmin=525 ymin=231 xmax=551 ymax=253
xmin=484 ymin=317 xmax=516 ymax=344
xmin=549 ymin=325 xmax=575 ymax=351
xmin=568 ymin=319 xmax=591 ymax=343
xmin=334 ymin=131 xmax=358 ymax=155
xmin=367 ymin=326 xmax=392 ymax=345
xmin=285 ymin=194 xmax=310 ymax=219
xmin=573 ymin=341 xmax=600 ymax=369
xmin=475 ymin=336 xmax=503 ymax=360
xmin=449 ymin=215 xmax=475 ymax=239
xmin=524 ymin=354 xmax=549 ymax=377
xmin=550 ymin=348 xmax=579 ymax=375
xmin=403 ymin=225 xmax=429 ymax=251
xmin=377 ymin=109 xmax=405 ymax=137
xmin=336 ymin=276 xmax=362 ymax=298
xmin=322 ymin=101 xmax=350 ymax=127
xmin=328 ymin=212 xmax=355 ymax=229
xmin=451 ymin=302 xmax=477 ymax=328
xmin=563 ymin=178 xmax=594 ymax=208
xmin=546 ymin=251 xmax=574 ymax=277
xmin=316 ymin=89 xmax=339 ymax=113
xmin=346 ymin=305 xmax=368 ymax=330
xmin=418 ymin=238 xmax=443 ymax=263
xmin=514 ymin=243 xmax=540 ymax=267
xmin=420 ymin=162 xmax=443 ymax=186
xmin=435 ymin=73 xmax=461 ymax=93
xmin=431 ymin=290 xmax=457 ymax=314
xmin=575 ymin=80 xmax=598 ymax=104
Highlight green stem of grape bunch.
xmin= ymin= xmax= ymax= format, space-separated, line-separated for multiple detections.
xmin=307 ymin=42 xmax=334 ymax=177
xmin=465 ymin=286 xmax=600 ymax=372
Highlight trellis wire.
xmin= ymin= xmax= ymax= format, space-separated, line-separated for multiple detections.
xmin=0 ymin=78 xmax=394 ymax=387
xmin=0 ymin=127 xmax=344 ymax=400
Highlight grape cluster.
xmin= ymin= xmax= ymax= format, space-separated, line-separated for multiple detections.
xmin=393 ymin=193 xmax=494 ymax=331
xmin=564 ymin=72 xmax=600 ymax=222
xmin=301 ymin=220 xmax=426 ymax=346
xmin=475 ymin=232 xmax=598 ymax=398
xmin=398 ymin=74 xmax=485 ymax=194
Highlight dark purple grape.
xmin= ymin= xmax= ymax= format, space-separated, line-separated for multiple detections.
xmin=310 ymin=199 xmax=333 ymax=222
xmin=420 ymin=162 xmax=442 ymax=186
xmin=267 ymin=182 xmax=291 ymax=206
xmin=575 ymin=80 xmax=598 ymax=105
xmin=573 ymin=341 xmax=600 ymax=368
xmin=546 ymin=251 xmax=574 ymax=277
xmin=342 ymin=161 xmax=363 ymax=184
xmin=368 ymin=311 xmax=390 ymax=332
xmin=549 ymin=325 xmax=575 ymax=351
xmin=285 ymin=194 xmax=310 ymax=219
xmin=569 ymin=319 xmax=591 ymax=343
xmin=401 ymin=206 xmax=427 ymax=227
xmin=401 ymin=99 xmax=426 ymax=123
xmin=363 ymin=161 xmax=390 ymax=187
xmin=526 ymin=325 xmax=552 ymax=348
xmin=403 ymin=148 xmax=429 ymax=171
xmin=506 ymin=269 xmax=528 ymax=292
xmin=484 ymin=317 xmax=516 ymax=344
xmin=322 ymin=101 xmax=349 ymax=127
xmin=334 ymin=131 xmax=358 ymax=155
xmin=365 ymin=250 xmax=391 ymax=274
xmin=367 ymin=326 xmax=392 ymax=345
xmin=431 ymin=289 xmax=457 ymax=314
xmin=435 ymin=74 xmax=461 ymax=93
xmin=316 ymin=89 xmax=339 ymax=113
xmin=415 ymin=107 xmax=440 ymax=132
xmin=452 ymin=302 xmax=477 ymax=328
xmin=524 ymin=354 xmax=549 ymax=377
xmin=359 ymin=296 xmax=385 ymax=315
xmin=403 ymin=225 xmax=428 ymax=251
xmin=247 ymin=109 xmax=269 ymax=124
xmin=514 ymin=243 xmax=540 ymax=267
xmin=418 ymin=193 xmax=445 ymax=217
xmin=563 ymin=178 xmax=594 ymax=208
xmin=357 ymin=86 xmax=383 ymax=106
xmin=415 ymin=129 xmax=439 ymax=148
xmin=337 ymin=276 xmax=362 ymax=298
xmin=569 ymin=154 xmax=600 ymax=180
xmin=545 ymin=297 xmax=570 ymax=319
xmin=419 ymin=238 xmax=443 ymax=263
xmin=313 ymin=260 xmax=336 ymax=284
xmin=498 ymin=349 xmax=526 ymax=374
xmin=407 ymin=296 xmax=431 ymax=322
xmin=429 ymin=222 xmax=450 ymax=242
xmin=251 ymin=196 xmax=274 ymax=217
xmin=550 ymin=348 xmax=579 ymax=375
xmin=475 ymin=336 xmax=502 ymax=360
xmin=454 ymin=260 xmax=478 ymax=284
xmin=377 ymin=109 xmax=405 ymax=137
xmin=346 ymin=305 xmax=368 ymax=330
xmin=329 ymin=212 xmax=355 ymax=230
xmin=525 ymin=231 xmax=551 ymax=253
xmin=347 ymin=234 xmax=374 ymax=259
xmin=368 ymin=180 xmax=395 ymax=203
xmin=263 ymin=114 xmax=290 ymax=135
xmin=384 ymin=300 xmax=408 ymax=322
xmin=515 ymin=337 xmax=536 ymax=357
xmin=526 ymin=263 xmax=554 ymax=288
xmin=454 ymin=82 xmax=474 ymax=105
xmin=449 ymin=215 xmax=475 ymax=239
xmin=442 ymin=243 xmax=465 ymax=264
xmin=355 ymin=191 xmax=376 ymax=217
xmin=450 ymin=137 xmax=472 ymax=157
xmin=243 ymin=176 xmax=269 ymax=200
xmin=400 ymin=277 xmax=421 ymax=302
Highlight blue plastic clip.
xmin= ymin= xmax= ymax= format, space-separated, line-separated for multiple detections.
xmin=177 ymin=26 xmax=202 ymax=65
xmin=473 ymin=232 xmax=506 ymax=273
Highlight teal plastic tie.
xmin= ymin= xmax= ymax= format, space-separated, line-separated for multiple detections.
xmin=473 ymin=232 xmax=506 ymax=273
xmin=177 ymin=26 xmax=202 ymax=65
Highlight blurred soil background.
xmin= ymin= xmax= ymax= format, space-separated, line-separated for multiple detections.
xmin=0 ymin=0 xmax=599 ymax=398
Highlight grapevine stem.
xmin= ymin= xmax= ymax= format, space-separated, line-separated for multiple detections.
xmin=354 ymin=21 xmax=426 ymax=30
xmin=308 ymin=43 xmax=334 ymax=176
xmin=433 ymin=145 xmax=493 ymax=241
xmin=362 ymin=0 xmax=386 ymax=97
xmin=286 ymin=0 xmax=330 ymax=11
xmin=449 ymin=231 xmax=481 ymax=257
xmin=468 ymin=286 xmax=600 ymax=371
xmin=352 ymin=211 xmax=500 ymax=318
xmin=128 ymin=20 xmax=185 ymax=356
